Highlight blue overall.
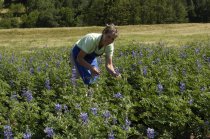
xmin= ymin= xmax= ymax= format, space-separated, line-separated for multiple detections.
xmin=72 ymin=45 xmax=101 ymax=85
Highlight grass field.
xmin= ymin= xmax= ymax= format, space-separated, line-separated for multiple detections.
xmin=0 ymin=23 xmax=210 ymax=52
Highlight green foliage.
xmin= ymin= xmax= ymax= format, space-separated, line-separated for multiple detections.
xmin=21 ymin=10 xmax=39 ymax=28
xmin=0 ymin=41 xmax=210 ymax=138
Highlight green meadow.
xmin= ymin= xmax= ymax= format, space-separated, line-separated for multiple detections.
xmin=0 ymin=23 xmax=210 ymax=51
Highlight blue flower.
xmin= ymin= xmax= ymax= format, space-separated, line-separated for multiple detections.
xmin=44 ymin=127 xmax=54 ymax=138
xmin=4 ymin=125 xmax=13 ymax=139
xmin=143 ymin=66 xmax=147 ymax=76
xmin=179 ymin=82 xmax=186 ymax=92
xmin=45 ymin=79 xmax=51 ymax=90
xmin=139 ymin=51 xmax=143 ymax=57
xmin=103 ymin=110 xmax=111 ymax=119
xmin=196 ymin=60 xmax=202 ymax=69
xmin=205 ymin=121 xmax=209 ymax=125
xmin=29 ymin=68 xmax=34 ymax=75
xmin=56 ymin=61 xmax=60 ymax=68
xmin=195 ymin=48 xmax=200 ymax=54
xmin=147 ymin=128 xmax=154 ymax=139
xmin=200 ymin=86 xmax=206 ymax=91
xmin=189 ymin=99 xmax=193 ymax=105
xmin=22 ymin=90 xmax=33 ymax=102
xmin=132 ymin=50 xmax=136 ymax=58
xmin=37 ymin=67 xmax=41 ymax=72
xmin=108 ymin=131 xmax=115 ymax=139
xmin=10 ymin=92 xmax=18 ymax=100
xmin=80 ymin=113 xmax=88 ymax=124
xmin=180 ymin=53 xmax=187 ymax=59
xmin=23 ymin=132 xmax=32 ymax=139
xmin=125 ymin=118 xmax=131 ymax=126
xmin=182 ymin=69 xmax=186 ymax=76
xmin=22 ymin=58 xmax=26 ymax=63
xmin=63 ymin=105 xmax=68 ymax=112
xmin=113 ymin=92 xmax=123 ymax=99
xmin=90 ymin=107 xmax=98 ymax=115
xmin=122 ymin=117 xmax=131 ymax=131
xmin=157 ymin=82 xmax=163 ymax=93
xmin=55 ymin=104 xmax=62 ymax=111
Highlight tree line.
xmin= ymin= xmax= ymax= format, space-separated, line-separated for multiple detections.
xmin=0 ymin=0 xmax=210 ymax=28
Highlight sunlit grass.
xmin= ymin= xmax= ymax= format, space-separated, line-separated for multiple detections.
xmin=0 ymin=23 xmax=210 ymax=52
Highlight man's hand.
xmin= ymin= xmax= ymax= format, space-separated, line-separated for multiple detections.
xmin=114 ymin=72 xmax=122 ymax=79
xmin=90 ymin=66 xmax=100 ymax=76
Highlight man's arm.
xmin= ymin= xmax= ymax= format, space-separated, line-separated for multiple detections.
xmin=105 ymin=55 xmax=119 ymax=77
xmin=77 ymin=50 xmax=100 ymax=76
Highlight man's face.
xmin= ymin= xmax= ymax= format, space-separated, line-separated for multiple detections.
xmin=102 ymin=32 xmax=117 ymax=46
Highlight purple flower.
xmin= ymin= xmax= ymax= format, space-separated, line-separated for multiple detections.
xmin=195 ymin=48 xmax=200 ymax=54
xmin=44 ymin=127 xmax=54 ymax=138
xmin=90 ymin=107 xmax=98 ymax=115
xmin=114 ymin=67 xmax=120 ymax=75
xmin=72 ymin=67 xmax=77 ymax=78
xmin=132 ymin=50 xmax=136 ymax=58
xmin=4 ymin=125 xmax=13 ymax=139
xmin=189 ymin=99 xmax=193 ymax=105
xmin=180 ymin=53 xmax=187 ymax=59
xmin=113 ymin=92 xmax=123 ymax=99
xmin=205 ymin=121 xmax=209 ymax=125
xmin=138 ymin=60 xmax=143 ymax=65
xmin=71 ymin=67 xmax=77 ymax=86
xmin=45 ymin=63 xmax=49 ymax=69
xmin=63 ymin=105 xmax=68 ymax=112
xmin=139 ymin=51 xmax=143 ymax=57
xmin=37 ymin=67 xmax=41 ymax=72
xmin=56 ymin=61 xmax=60 ymax=68
xmin=10 ymin=93 xmax=18 ymax=100
xmin=179 ymin=82 xmax=186 ymax=92
xmin=108 ymin=131 xmax=115 ymax=139
xmin=22 ymin=58 xmax=26 ymax=63
xmin=29 ymin=68 xmax=34 ymax=75
xmin=23 ymin=132 xmax=32 ymax=139
xmin=125 ymin=118 xmax=131 ymax=126
xmin=80 ymin=113 xmax=88 ymax=124
xmin=200 ymin=86 xmax=206 ymax=91
xmin=29 ymin=57 xmax=33 ymax=63
xmin=45 ymin=79 xmax=51 ymax=90
xmin=182 ymin=69 xmax=186 ymax=76
xmin=55 ymin=104 xmax=62 ymax=111
xmin=147 ymin=128 xmax=154 ymax=139
xmin=122 ymin=117 xmax=131 ymax=131
xmin=9 ymin=80 xmax=14 ymax=87
xmin=157 ymin=82 xmax=163 ymax=93
xmin=152 ymin=58 xmax=160 ymax=64
xmin=22 ymin=90 xmax=33 ymax=102
xmin=103 ymin=110 xmax=111 ymax=119
xmin=143 ymin=66 xmax=147 ymax=76
xmin=196 ymin=60 xmax=202 ymax=69
xmin=206 ymin=57 xmax=210 ymax=63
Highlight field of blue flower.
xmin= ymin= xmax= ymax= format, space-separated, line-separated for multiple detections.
xmin=1 ymin=23 xmax=210 ymax=139
xmin=0 ymin=39 xmax=210 ymax=139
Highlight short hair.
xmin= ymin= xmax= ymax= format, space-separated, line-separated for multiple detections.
xmin=102 ymin=23 xmax=118 ymax=37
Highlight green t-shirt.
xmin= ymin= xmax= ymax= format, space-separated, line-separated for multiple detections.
xmin=75 ymin=33 xmax=114 ymax=57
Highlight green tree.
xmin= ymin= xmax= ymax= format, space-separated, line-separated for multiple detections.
xmin=58 ymin=7 xmax=74 ymax=26
xmin=21 ymin=10 xmax=39 ymax=27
